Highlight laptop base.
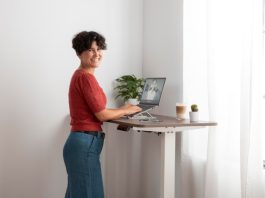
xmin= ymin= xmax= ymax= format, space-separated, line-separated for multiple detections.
xmin=128 ymin=111 xmax=157 ymax=121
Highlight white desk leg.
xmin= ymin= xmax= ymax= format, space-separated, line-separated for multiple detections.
xmin=160 ymin=132 xmax=176 ymax=198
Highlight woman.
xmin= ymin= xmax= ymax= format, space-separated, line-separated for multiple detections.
xmin=63 ymin=31 xmax=141 ymax=198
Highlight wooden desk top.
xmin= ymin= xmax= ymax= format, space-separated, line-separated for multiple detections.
xmin=108 ymin=114 xmax=217 ymax=128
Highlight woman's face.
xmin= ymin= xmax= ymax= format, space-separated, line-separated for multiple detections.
xmin=79 ymin=41 xmax=103 ymax=68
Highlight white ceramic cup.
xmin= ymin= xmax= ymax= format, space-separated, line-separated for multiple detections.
xmin=189 ymin=111 xmax=199 ymax=122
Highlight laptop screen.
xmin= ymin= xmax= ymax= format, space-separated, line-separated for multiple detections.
xmin=140 ymin=78 xmax=166 ymax=105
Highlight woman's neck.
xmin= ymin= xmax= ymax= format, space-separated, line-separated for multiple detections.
xmin=79 ymin=65 xmax=95 ymax=75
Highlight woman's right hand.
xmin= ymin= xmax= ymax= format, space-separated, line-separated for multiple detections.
xmin=124 ymin=105 xmax=142 ymax=115
xmin=120 ymin=103 xmax=133 ymax=109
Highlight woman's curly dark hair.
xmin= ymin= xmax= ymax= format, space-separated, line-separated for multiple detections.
xmin=72 ymin=31 xmax=107 ymax=55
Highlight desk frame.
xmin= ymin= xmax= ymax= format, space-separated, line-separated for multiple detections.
xmin=134 ymin=125 xmax=206 ymax=198
xmin=108 ymin=115 xmax=216 ymax=198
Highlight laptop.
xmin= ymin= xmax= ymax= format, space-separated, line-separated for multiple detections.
xmin=129 ymin=77 xmax=166 ymax=117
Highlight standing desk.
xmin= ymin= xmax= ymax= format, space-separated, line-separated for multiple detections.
xmin=108 ymin=114 xmax=217 ymax=198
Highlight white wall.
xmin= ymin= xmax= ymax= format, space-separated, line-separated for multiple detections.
xmin=0 ymin=0 xmax=185 ymax=197
xmin=143 ymin=0 xmax=183 ymax=197
xmin=143 ymin=0 xmax=183 ymax=113
xmin=0 ymin=0 xmax=142 ymax=197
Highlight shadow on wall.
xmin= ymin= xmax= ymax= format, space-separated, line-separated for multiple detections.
xmin=102 ymin=123 xmax=143 ymax=198
xmin=1 ymin=114 xmax=71 ymax=198
xmin=33 ymin=115 xmax=71 ymax=198
xmin=22 ymin=116 xmax=70 ymax=198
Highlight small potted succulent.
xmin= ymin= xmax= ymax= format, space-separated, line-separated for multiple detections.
xmin=189 ymin=104 xmax=199 ymax=122
xmin=114 ymin=75 xmax=145 ymax=105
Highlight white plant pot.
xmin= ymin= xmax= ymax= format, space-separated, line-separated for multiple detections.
xmin=127 ymin=98 xmax=139 ymax=105
xmin=189 ymin=111 xmax=199 ymax=122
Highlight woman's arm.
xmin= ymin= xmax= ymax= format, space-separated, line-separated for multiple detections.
xmin=95 ymin=104 xmax=142 ymax=121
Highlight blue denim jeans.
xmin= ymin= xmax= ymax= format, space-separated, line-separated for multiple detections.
xmin=63 ymin=131 xmax=105 ymax=198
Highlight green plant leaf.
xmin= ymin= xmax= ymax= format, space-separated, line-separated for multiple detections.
xmin=114 ymin=74 xmax=144 ymax=101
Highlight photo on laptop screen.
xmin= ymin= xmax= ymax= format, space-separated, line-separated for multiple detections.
xmin=140 ymin=78 xmax=166 ymax=105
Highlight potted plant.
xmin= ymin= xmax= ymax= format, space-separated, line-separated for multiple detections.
xmin=114 ymin=75 xmax=145 ymax=105
xmin=189 ymin=104 xmax=199 ymax=122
